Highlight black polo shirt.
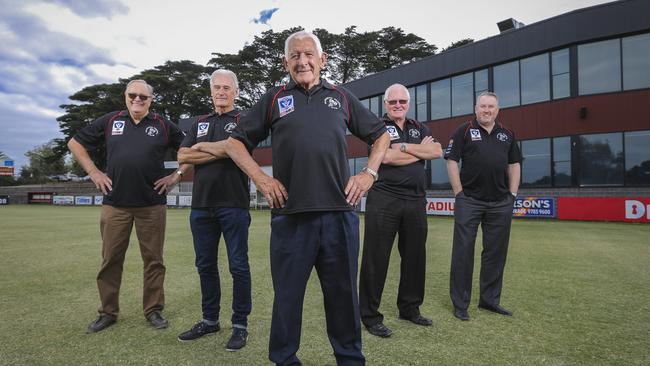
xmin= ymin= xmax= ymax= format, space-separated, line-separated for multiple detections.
xmin=371 ymin=116 xmax=433 ymax=199
xmin=444 ymin=119 xmax=521 ymax=202
xmin=231 ymin=79 xmax=386 ymax=214
xmin=74 ymin=110 xmax=184 ymax=207
xmin=180 ymin=110 xmax=249 ymax=209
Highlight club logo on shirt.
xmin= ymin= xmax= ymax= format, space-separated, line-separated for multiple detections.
xmin=386 ymin=125 xmax=400 ymax=140
xmin=470 ymin=129 xmax=482 ymax=141
xmin=278 ymin=95 xmax=294 ymax=117
xmin=111 ymin=121 xmax=125 ymax=135
xmin=497 ymin=132 xmax=509 ymax=142
xmin=324 ymin=97 xmax=341 ymax=110
xmin=197 ymin=122 xmax=209 ymax=137
xmin=145 ymin=126 xmax=159 ymax=137
xmin=409 ymin=129 xmax=421 ymax=140
xmin=224 ymin=122 xmax=237 ymax=133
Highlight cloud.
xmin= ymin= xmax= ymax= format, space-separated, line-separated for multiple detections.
xmin=0 ymin=1 xmax=125 ymax=171
xmin=251 ymin=8 xmax=279 ymax=25
xmin=44 ymin=0 xmax=128 ymax=18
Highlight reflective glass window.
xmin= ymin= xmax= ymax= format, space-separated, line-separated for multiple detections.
xmin=578 ymin=39 xmax=621 ymax=95
xmin=625 ymin=130 xmax=650 ymax=185
xmin=521 ymin=53 xmax=550 ymax=105
xmin=552 ymin=48 xmax=570 ymax=100
xmin=553 ymin=136 xmax=571 ymax=186
xmin=407 ymin=87 xmax=416 ymax=120
xmin=579 ymin=133 xmax=623 ymax=186
xmin=474 ymin=69 xmax=488 ymax=100
xmin=493 ymin=61 xmax=520 ymax=107
xmin=521 ymin=139 xmax=551 ymax=187
xmin=416 ymin=84 xmax=428 ymax=121
xmin=430 ymin=78 xmax=451 ymax=120
xmin=430 ymin=157 xmax=450 ymax=189
xmin=451 ymin=72 xmax=473 ymax=116
xmin=622 ymin=33 xmax=650 ymax=90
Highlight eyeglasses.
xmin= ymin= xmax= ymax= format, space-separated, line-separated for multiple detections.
xmin=127 ymin=93 xmax=151 ymax=101
xmin=386 ymin=99 xmax=409 ymax=105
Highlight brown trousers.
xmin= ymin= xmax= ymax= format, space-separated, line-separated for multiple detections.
xmin=97 ymin=204 xmax=166 ymax=318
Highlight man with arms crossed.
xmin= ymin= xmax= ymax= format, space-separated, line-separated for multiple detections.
xmin=359 ymin=83 xmax=442 ymax=338
xmin=176 ymin=69 xmax=252 ymax=351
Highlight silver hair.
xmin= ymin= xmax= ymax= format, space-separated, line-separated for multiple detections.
xmin=284 ymin=31 xmax=323 ymax=59
xmin=383 ymin=83 xmax=410 ymax=101
xmin=476 ymin=91 xmax=499 ymax=107
xmin=210 ymin=69 xmax=239 ymax=90
xmin=125 ymin=79 xmax=154 ymax=95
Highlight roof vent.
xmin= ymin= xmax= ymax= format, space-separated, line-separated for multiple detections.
xmin=497 ymin=18 xmax=525 ymax=33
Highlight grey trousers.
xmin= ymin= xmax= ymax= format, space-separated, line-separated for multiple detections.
xmin=450 ymin=192 xmax=514 ymax=310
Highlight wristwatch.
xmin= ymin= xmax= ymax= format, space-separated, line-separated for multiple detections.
xmin=176 ymin=170 xmax=183 ymax=178
xmin=400 ymin=143 xmax=407 ymax=152
xmin=361 ymin=167 xmax=378 ymax=182
xmin=511 ymin=192 xmax=517 ymax=198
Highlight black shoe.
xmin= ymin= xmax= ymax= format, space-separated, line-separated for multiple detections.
xmin=478 ymin=303 xmax=513 ymax=316
xmin=399 ymin=314 xmax=433 ymax=326
xmin=178 ymin=320 xmax=220 ymax=342
xmin=453 ymin=308 xmax=470 ymax=321
xmin=87 ymin=314 xmax=116 ymax=333
xmin=146 ymin=311 xmax=169 ymax=329
xmin=226 ymin=327 xmax=248 ymax=351
xmin=365 ymin=322 xmax=393 ymax=338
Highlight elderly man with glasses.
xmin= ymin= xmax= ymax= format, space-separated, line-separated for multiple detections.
xmin=359 ymin=83 xmax=442 ymax=338
xmin=68 ymin=79 xmax=185 ymax=333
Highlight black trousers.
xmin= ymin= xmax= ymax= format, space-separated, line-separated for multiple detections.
xmin=268 ymin=212 xmax=364 ymax=366
xmin=450 ymin=191 xmax=514 ymax=311
xmin=359 ymin=190 xmax=428 ymax=327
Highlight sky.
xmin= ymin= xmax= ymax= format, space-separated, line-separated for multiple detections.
xmin=0 ymin=0 xmax=612 ymax=171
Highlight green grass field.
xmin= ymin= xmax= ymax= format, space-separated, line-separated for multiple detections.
xmin=0 ymin=205 xmax=648 ymax=365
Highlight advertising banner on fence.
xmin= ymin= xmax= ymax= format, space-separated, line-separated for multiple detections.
xmin=0 ymin=195 xmax=8 ymax=205
xmin=94 ymin=196 xmax=103 ymax=205
xmin=513 ymin=196 xmax=555 ymax=218
xmin=426 ymin=198 xmax=455 ymax=216
xmin=558 ymin=197 xmax=650 ymax=223
xmin=53 ymin=196 xmax=74 ymax=205
xmin=167 ymin=195 xmax=177 ymax=206
xmin=75 ymin=196 xmax=93 ymax=205
xmin=178 ymin=196 xmax=192 ymax=207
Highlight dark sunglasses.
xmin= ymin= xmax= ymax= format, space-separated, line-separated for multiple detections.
xmin=386 ymin=99 xmax=408 ymax=105
xmin=127 ymin=93 xmax=150 ymax=101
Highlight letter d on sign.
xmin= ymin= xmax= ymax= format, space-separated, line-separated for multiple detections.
xmin=625 ymin=200 xmax=645 ymax=219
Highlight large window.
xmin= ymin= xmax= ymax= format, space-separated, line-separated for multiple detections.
xmin=552 ymin=48 xmax=570 ymax=99
xmin=578 ymin=39 xmax=621 ymax=95
xmin=552 ymin=136 xmax=572 ymax=186
xmin=407 ymin=87 xmax=416 ymax=120
xmin=474 ymin=69 xmax=488 ymax=100
xmin=521 ymin=53 xmax=550 ymax=105
xmin=430 ymin=158 xmax=450 ymax=189
xmin=625 ymin=130 xmax=650 ymax=185
xmin=451 ymin=73 xmax=473 ymax=117
xmin=430 ymin=78 xmax=451 ymax=120
xmin=622 ymin=33 xmax=650 ymax=90
xmin=415 ymin=84 xmax=428 ymax=121
xmin=579 ymin=133 xmax=623 ymax=186
xmin=369 ymin=96 xmax=382 ymax=117
xmin=521 ymin=138 xmax=551 ymax=187
xmin=493 ymin=61 xmax=520 ymax=108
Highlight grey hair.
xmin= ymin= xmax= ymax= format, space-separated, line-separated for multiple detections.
xmin=284 ymin=31 xmax=323 ymax=59
xmin=210 ymin=69 xmax=239 ymax=90
xmin=476 ymin=91 xmax=499 ymax=106
xmin=126 ymin=79 xmax=154 ymax=95
xmin=383 ymin=83 xmax=410 ymax=101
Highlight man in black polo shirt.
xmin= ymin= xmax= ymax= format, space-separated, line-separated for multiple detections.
xmin=359 ymin=83 xmax=442 ymax=338
xmin=68 ymin=79 xmax=185 ymax=333
xmin=175 ymin=69 xmax=252 ymax=351
xmin=445 ymin=91 xmax=521 ymax=321
xmin=199 ymin=31 xmax=389 ymax=366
